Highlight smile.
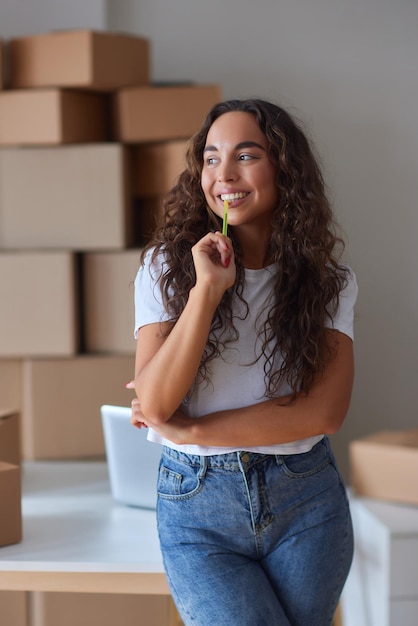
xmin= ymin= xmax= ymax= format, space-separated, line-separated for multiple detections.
xmin=220 ymin=192 xmax=249 ymax=201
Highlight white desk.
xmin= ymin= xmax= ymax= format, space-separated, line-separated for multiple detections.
xmin=0 ymin=462 xmax=169 ymax=595
xmin=342 ymin=494 xmax=418 ymax=626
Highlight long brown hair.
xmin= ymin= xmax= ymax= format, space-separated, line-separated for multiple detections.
xmin=142 ymin=99 xmax=348 ymax=399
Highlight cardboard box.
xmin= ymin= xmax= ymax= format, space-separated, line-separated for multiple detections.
xmin=0 ymin=462 xmax=22 ymax=547
xmin=0 ymin=89 xmax=108 ymax=145
xmin=0 ymin=145 xmax=132 ymax=250
xmin=0 ymin=361 xmax=22 ymax=411
xmin=83 ymin=250 xmax=141 ymax=353
xmin=0 ymin=251 xmax=79 ymax=357
xmin=0 ymin=410 xmax=20 ymax=465
xmin=132 ymin=140 xmax=188 ymax=197
xmin=113 ymin=84 xmax=221 ymax=143
xmin=0 ymin=592 xmax=28 ymax=626
xmin=350 ymin=429 xmax=418 ymax=505
xmin=31 ymin=593 xmax=173 ymax=626
xmin=21 ymin=355 xmax=135 ymax=460
xmin=9 ymin=30 xmax=150 ymax=91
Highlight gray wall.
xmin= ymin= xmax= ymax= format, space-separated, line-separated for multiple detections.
xmin=0 ymin=0 xmax=106 ymax=38
xmin=108 ymin=0 xmax=418 ymax=478
xmin=1 ymin=0 xmax=417 ymax=478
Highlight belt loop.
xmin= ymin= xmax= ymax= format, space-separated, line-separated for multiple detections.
xmin=198 ymin=455 xmax=208 ymax=478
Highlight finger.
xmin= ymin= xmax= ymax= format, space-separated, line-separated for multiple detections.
xmin=195 ymin=232 xmax=234 ymax=267
xmin=207 ymin=231 xmax=232 ymax=254
xmin=125 ymin=380 xmax=135 ymax=389
xmin=212 ymin=233 xmax=233 ymax=268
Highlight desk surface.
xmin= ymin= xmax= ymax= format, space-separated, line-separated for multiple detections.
xmin=0 ymin=462 xmax=169 ymax=594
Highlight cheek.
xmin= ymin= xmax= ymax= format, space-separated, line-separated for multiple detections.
xmin=260 ymin=172 xmax=278 ymax=203
xmin=200 ymin=172 xmax=213 ymax=200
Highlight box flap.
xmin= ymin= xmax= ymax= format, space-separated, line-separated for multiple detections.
xmin=0 ymin=409 xmax=18 ymax=420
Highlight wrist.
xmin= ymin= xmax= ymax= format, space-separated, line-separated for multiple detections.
xmin=189 ymin=282 xmax=223 ymax=311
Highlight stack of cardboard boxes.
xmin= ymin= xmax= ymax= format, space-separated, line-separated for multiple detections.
xmin=0 ymin=29 xmax=221 ymax=626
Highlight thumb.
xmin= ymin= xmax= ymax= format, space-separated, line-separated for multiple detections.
xmin=125 ymin=380 xmax=135 ymax=390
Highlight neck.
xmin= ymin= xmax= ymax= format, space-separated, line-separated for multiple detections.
xmin=236 ymin=227 xmax=272 ymax=269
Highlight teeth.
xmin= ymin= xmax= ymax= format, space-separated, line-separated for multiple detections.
xmin=220 ymin=192 xmax=248 ymax=201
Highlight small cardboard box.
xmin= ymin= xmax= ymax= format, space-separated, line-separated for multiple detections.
xmin=132 ymin=139 xmax=188 ymax=197
xmin=0 ymin=361 xmax=22 ymax=411
xmin=0 ymin=410 xmax=20 ymax=465
xmin=0 ymin=462 xmax=22 ymax=547
xmin=113 ymin=84 xmax=221 ymax=142
xmin=83 ymin=250 xmax=141 ymax=354
xmin=8 ymin=30 xmax=150 ymax=91
xmin=0 ymin=89 xmax=108 ymax=145
xmin=31 ymin=592 xmax=172 ymax=626
xmin=349 ymin=429 xmax=418 ymax=505
xmin=21 ymin=355 xmax=135 ymax=460
xmin=0 ymin=251 xmax=79 ymax=357
xmin=0 ymin=145 xmax=132 ymax=250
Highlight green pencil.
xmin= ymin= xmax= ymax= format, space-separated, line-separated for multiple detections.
xmin=222 ymin=200 xmax=229 ymax=236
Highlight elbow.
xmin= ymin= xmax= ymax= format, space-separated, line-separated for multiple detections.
xmin=314 ymin=382 xmax=353 ymax=436
xmin=322 ymin=404 xmax=349 ymax=435
xmin=324 ymin=417 xmax=343 ymax=435
xmin=141 ymin=403 xmax=172 ymax=426
xmin=134 ymin=380 xmax=170 ymax=425
xmin=136 ymin=393 xmax=173 ymax=426
xmin=134 ymin=377 xmax=182 ymax=425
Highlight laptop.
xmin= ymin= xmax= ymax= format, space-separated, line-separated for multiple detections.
xmin=101 ymin=404 xmax=162 ymax=509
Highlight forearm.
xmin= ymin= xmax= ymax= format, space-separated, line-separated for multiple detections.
xmin=187 ymin=392 xmax=346 ymax=447
xmin=134 ymin=285 xmax=220 ymax=423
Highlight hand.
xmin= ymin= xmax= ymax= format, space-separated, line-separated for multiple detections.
xmin=126 ymin=381 xmax=195 ymax=443
xmin=125 ymin=381 xmax=147 ymax=430
xmin=192 ymin=231 xmax=236 ymax=296
xmin=145 ymin=410 xmax=195 ymax=445
xmin=130 ymin=396 xmax=149 ymax=430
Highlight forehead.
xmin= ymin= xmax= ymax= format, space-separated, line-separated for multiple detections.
xmin=205 ymin=111 xmax=267 ymax=147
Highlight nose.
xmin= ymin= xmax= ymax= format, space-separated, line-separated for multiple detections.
xmin=217 ymin=160 xmax=239 ymax=182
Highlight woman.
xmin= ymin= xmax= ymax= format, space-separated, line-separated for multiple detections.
xmin=129 ymin=99 xmax=357 ymax=625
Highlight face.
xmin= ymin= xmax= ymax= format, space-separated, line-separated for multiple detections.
xmin=201 ymin=111 xmax=278 ymax=234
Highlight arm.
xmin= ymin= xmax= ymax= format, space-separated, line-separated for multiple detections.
xmin=133 ymin=330 xmax=354 ymax=446
xmin=133 ymin=232 xmax=235 ymax=423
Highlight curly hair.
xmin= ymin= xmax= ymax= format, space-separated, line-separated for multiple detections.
xmin=141 ymin=98 xmax=349 ymax=400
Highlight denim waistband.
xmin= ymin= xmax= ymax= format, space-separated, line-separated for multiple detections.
xmin=162 ymin=445 xmax=278 ymax=471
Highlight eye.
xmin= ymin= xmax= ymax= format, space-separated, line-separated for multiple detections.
xmin=238 ymin=153 xmax=255 ymax=161
xmin=205 ymin=155 xmax=218 ymax=166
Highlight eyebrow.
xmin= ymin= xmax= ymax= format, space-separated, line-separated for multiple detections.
xmin=203 ymin=141 xmax=266 ymax=153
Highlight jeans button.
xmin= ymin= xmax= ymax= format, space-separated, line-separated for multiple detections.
xmin=241 ymin=453 xmax=250 ymax=463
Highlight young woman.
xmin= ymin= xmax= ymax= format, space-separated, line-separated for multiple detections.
xmin=129 ymin=99 xmax=357 ymax=625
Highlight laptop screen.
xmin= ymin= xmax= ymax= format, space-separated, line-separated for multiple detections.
xmin=101 ymin=404 xmax=162 ymax=509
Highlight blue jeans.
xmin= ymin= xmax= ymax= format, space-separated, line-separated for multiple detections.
xmin=157 ymin=437 xmax=353 ymax=626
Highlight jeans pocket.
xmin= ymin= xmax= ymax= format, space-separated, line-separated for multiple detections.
xmin=157 ymin=454 xmax=203 ymax=500
xmin=279 ymin=439 xmax=331 ymax=479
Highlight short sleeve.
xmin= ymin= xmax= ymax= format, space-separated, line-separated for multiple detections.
xmin=134 ymin=248 xmax=172 ymax=338
xmin=326 ymin=266 xmax=358 ymax=340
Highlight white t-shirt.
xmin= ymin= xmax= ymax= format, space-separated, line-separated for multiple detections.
xmin=134 ymin=248 xmax=358 ymax=456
